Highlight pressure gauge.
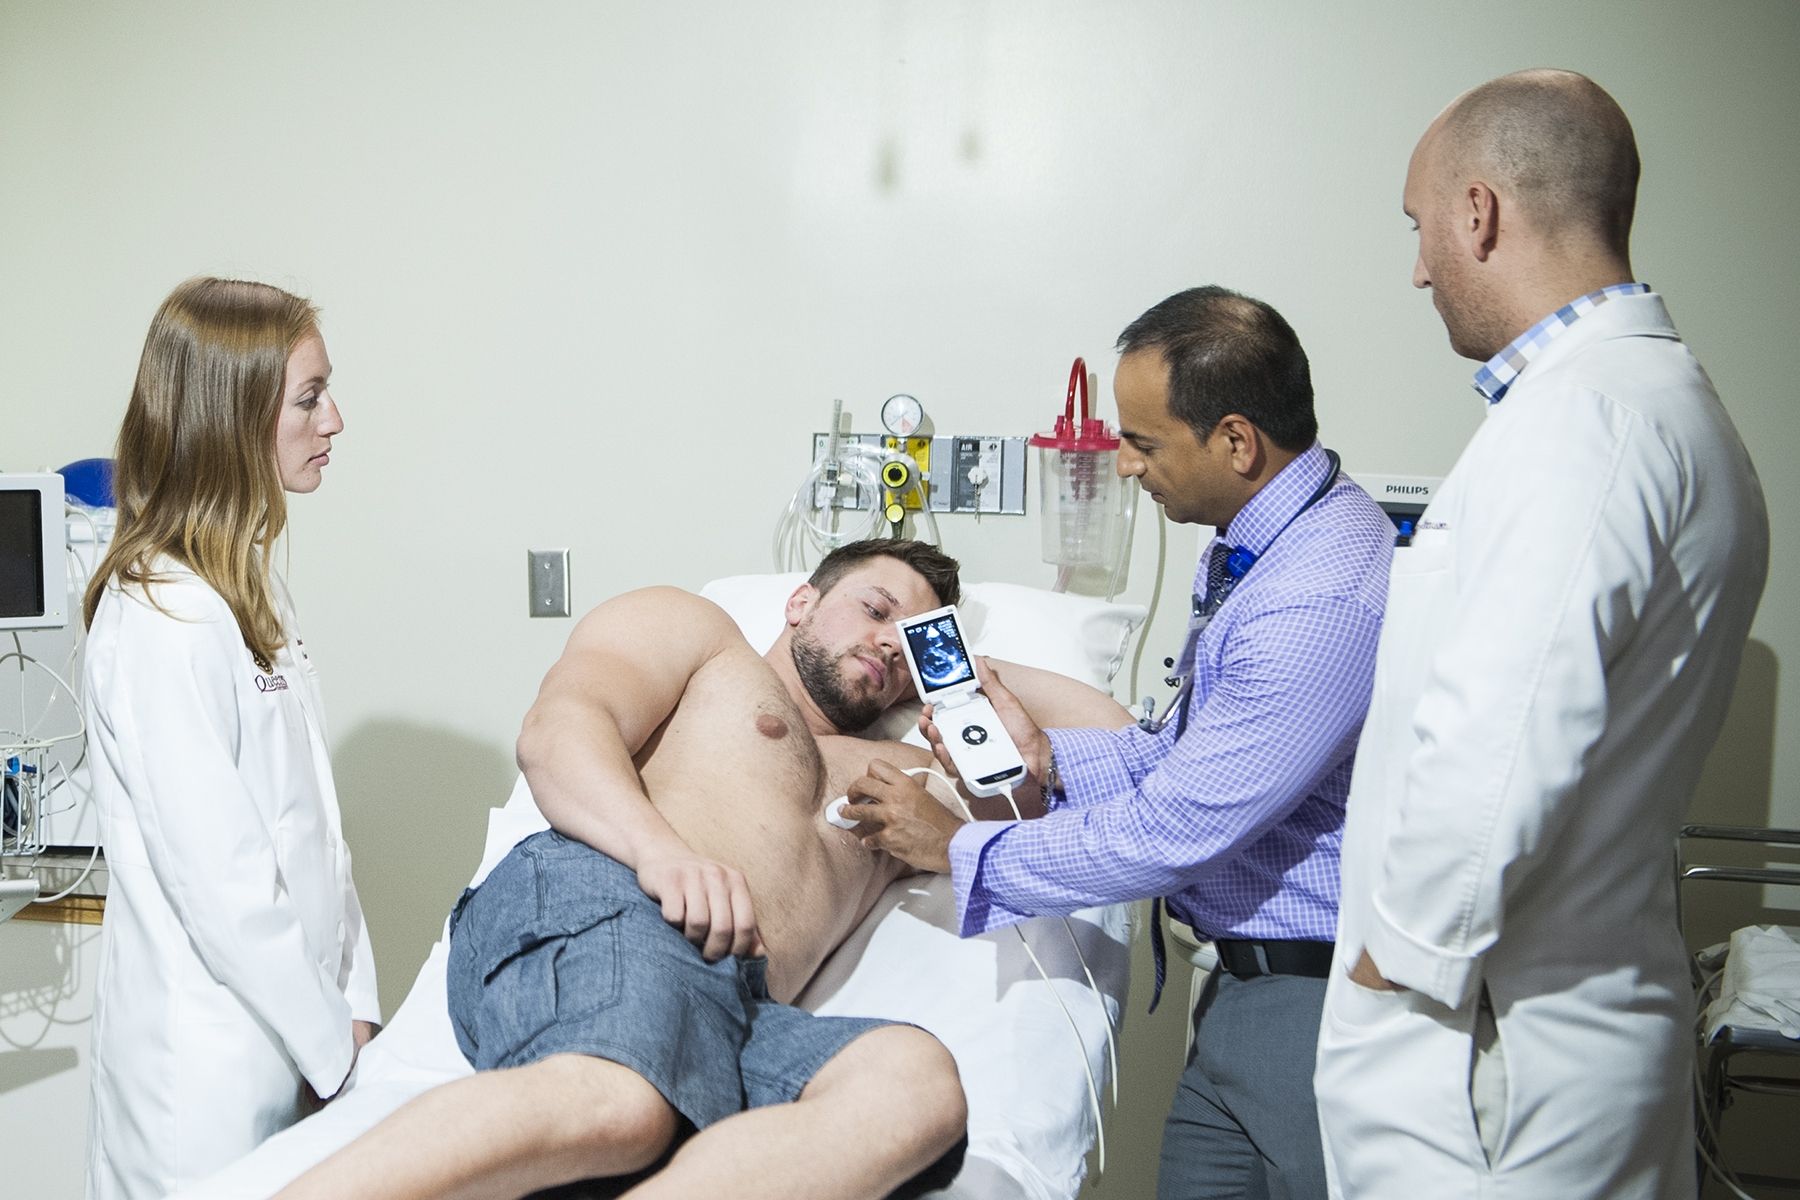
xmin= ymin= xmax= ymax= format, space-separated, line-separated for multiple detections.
xmin=881 ymin=393 xmax=925 ymax=438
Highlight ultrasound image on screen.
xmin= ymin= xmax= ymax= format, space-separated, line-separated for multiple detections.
xmin=904 ymin=615 xmax=974 ymax=694
xmin=0 ymin=490 xmax=46 ymax=620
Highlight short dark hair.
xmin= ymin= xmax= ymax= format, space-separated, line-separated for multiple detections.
xmin=1115 ymin=286 xmax=1318 ymax=452
xmin=808 ymin=538 xmax=961 ymax=607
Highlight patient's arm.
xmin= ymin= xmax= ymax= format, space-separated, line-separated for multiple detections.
xmin=985 ymin=659 xmax=1134 ymax=730
xmin=517 ymin=587 xmax=761 ymax=959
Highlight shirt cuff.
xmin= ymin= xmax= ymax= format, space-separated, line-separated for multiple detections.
xmin=1044 ymin=727 xmax=1141 ymax=810
xmin=950 ymin=820 xmax=1031 ymax=937
xmin=1362 ymin=895 xmax=1482 ymax=1010
xmin=347 ymin=990 xmax=383 ymax=1025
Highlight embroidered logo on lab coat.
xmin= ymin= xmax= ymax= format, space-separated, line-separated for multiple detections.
xmin=254 ymin=673 xmax=290 ymax=693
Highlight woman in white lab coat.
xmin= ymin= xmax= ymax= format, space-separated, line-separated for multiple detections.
xmin=80 ymin=278 xmax=380 ymax=1199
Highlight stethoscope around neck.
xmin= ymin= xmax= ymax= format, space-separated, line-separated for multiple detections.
xmin=1138 ymin=449 xmax=1342 ymax=733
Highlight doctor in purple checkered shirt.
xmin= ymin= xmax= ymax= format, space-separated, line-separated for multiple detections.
xmin=846 ymin=286 xmax=1394 ymax=1200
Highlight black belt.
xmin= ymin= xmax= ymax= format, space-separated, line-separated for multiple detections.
xmin=1214 ymin=938 xmax=1335 ymax=980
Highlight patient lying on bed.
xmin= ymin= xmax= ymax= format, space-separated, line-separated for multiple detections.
xmin=273 ymin=540 xmax=1128 ymax=1200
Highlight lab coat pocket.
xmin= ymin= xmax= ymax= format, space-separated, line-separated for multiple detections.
xmin=1324 ymin=970 xmax=1417 ymax=1034
xmin=1336 ymin=539 xmax=1456 ymax=903
xmin=1370 ymin=541 xmax=1455 ymax=724
xmin=1468 ymin=982 xmax=1511 ymax=1171
xmin=1317 ymin=982 xmax=1491 ymax=1198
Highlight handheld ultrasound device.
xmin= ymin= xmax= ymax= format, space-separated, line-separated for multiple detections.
xmin=896 ymin=605 xmax=1027 ymax=798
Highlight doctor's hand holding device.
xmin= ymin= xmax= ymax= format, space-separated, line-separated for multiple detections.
xmin=80 ymin=277 xmax=380 ymax=1200
xmin=896 ymin=606 xmax=1028 ymax=798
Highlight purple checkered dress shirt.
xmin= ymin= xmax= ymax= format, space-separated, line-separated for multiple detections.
xmin=1472 ymin=282 xmax=1650 ymax=403
xmin=949 ymin=443 xmax=1394 ymax=942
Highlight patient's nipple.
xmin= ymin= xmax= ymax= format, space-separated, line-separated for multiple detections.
xmin=755 ymin=713 xmax=789 ymax=740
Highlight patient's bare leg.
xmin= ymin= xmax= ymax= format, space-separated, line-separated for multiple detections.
xmin=625 ymin=1025 xmax=966 ymax=1200
xmin=275 ymin=1054 xmax=677 ymax=1200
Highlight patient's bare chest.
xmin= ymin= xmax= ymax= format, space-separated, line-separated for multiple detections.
xmin=631 ymin=649 xmax=928 ymax=996
xmin=636 ymin=650 xmax=827 ymax=824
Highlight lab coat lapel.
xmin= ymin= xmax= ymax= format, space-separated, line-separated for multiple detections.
xmin=271 ymin=576 xmax=345 ymax=845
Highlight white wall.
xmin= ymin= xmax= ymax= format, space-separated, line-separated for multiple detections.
xmin=4 ymin=3 xmax=1797 ymax=1195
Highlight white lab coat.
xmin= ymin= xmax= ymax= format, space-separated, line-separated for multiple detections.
xmin=82 ymin=561 xmax=379 ymax=1200
xmin=1315 ymin=293 xmax=1768 ymax=1199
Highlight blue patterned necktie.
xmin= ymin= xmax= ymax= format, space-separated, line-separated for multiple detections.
xmin=1199 ymin=540 xmax=1235 ymax=617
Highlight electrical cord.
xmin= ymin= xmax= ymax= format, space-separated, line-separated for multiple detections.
xmin=3 ymin=636 xmax=101 ymax=899
xmin=1691 ymin=963 xmax=1765 ymax=1200
xmin=29 ymin=839 xmax=101 ymax=904
xmin=817 ymin=766 xmax=1108 ymax=1165
xmin=848 ymin=768 xmax=1116 ymax=1176
xmin=3 ymin=503 xmax=103 ymax=904
xmin=1126 ymin=501 xmax=1168 ymax=705
xmin=3 ymin=633 xmax=85 ymax=747
xmin=986 ymin=777 xmax=1115 ymax=1178
xmin=989 ymin=781 xmax=1120 ymax=1108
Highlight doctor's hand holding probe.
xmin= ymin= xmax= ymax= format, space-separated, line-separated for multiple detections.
xmin=80 ymin=277 xmax=381 ymax=1200
xmin=846 ymin=286 xmax=1396 ymax=1200
xmin=844 ymin=655 xmax=1056 ymax=873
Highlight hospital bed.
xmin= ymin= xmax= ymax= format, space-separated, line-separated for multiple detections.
xmin=176 ymin=577 xmax=1146 ymax=1200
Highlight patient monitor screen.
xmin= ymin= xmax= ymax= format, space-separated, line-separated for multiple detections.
xmin=0 ymin=490 xmax=46 ymax=620
xmin=903 ymin=613 xmax=975 ymax=696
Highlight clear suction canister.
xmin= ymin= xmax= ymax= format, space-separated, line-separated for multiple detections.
xmin=1030 ymin=358 xmax=1130 ymax=572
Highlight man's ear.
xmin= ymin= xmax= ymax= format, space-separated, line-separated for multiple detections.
xmin=784 ymin=583 xmax=818 ymax=627
xmin=1214 ymin=414 xmax=1264 ymax=478
xmin=1466 ymin=180 xmax=1501 ymax=263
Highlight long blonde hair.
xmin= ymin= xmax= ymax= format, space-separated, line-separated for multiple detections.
xmin=84 ymin=277 xmax=320 ymax=667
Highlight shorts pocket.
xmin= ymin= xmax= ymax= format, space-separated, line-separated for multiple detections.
xmin=447 ymin=836 xmax=641 ymax=1065
xmin=475 ymin=903 xmax=626 ymax=1066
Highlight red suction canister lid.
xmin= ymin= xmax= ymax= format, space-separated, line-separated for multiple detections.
xmin=1028 ymin=357 xmax=1120 ymax=452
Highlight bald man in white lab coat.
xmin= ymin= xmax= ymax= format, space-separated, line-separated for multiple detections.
xmin=1313 ymin=70 xmax=1769 ymax=1199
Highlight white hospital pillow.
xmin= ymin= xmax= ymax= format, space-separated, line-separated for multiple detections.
xmin=697 ymin=573 xmax=1145 ymax=693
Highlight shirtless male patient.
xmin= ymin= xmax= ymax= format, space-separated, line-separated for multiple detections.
xmin=275 ymin=539 xmax=1130 ymax=1200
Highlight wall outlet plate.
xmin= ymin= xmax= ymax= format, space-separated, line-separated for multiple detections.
xmin=528 ymin=549 xmax=570 ymax=618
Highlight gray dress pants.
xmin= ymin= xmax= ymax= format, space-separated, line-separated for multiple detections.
xmin=1157 ymin=968 xmax=1328 ymax=1200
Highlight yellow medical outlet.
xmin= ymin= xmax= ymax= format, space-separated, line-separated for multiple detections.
xmin=883 ymin=436 xmax=931 ymax=510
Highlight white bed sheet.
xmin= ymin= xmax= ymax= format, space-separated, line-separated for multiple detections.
xmin=179 ymin=580 xmax=1144 ymax=1200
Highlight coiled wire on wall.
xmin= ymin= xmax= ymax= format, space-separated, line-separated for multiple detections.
xmin=773 ymin=406 xmax=941 ymax=571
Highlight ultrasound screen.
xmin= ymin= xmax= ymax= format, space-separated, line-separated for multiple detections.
xmin=903 ymin=614 xmax=974 ymax=694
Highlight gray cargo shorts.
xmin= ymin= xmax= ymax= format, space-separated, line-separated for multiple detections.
xmin=446 ymin=830 xmax=896 ymax=1130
